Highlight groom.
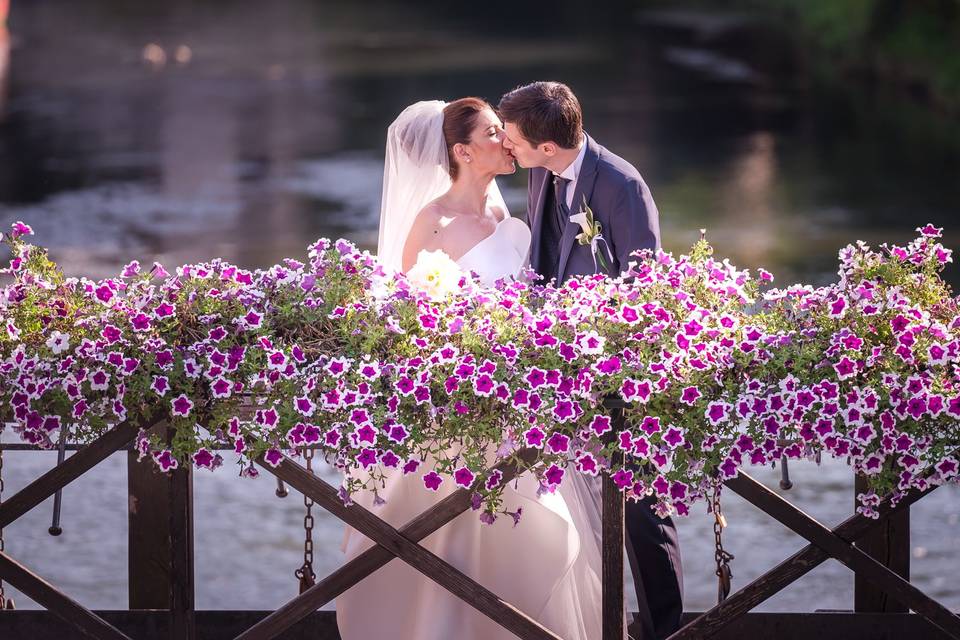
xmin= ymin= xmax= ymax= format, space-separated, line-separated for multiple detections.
xmin=499 ymin=81 xmax=683 ymax=640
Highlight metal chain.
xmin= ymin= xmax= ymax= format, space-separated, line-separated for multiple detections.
xmin=712 ymin=482 xmax=734 ymax=605
xmin=295 ymin=447 xmax=316 ymax=594
xmin=0 ymin=434 xmax=13 ymax=609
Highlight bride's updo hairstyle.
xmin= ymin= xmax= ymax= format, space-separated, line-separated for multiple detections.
xmin=442 ymin=97 xmax=491 ymax=180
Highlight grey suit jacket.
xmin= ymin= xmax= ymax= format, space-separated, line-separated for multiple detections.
xmin=527 ymin=133 xmax=661 ymax=284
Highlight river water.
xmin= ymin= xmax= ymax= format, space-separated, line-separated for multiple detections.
xmin=0 ymin=0 xmax=958 ymax=615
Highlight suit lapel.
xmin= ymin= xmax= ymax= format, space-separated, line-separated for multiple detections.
xmin=557 ymin=134 xmax=600 ymax=283
xmin=528 ymin=168 xmax=551 ymax=272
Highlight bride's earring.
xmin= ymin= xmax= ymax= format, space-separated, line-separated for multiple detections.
xmin=465 ymin=157 xmax=472 ymax=163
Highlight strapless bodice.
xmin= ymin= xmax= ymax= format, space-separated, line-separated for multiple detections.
xmin=456 ymin=217 xmax=532 ymax=286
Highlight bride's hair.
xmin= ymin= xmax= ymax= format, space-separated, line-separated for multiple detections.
xmin=442 ymin=97 xmax=491 ymax=180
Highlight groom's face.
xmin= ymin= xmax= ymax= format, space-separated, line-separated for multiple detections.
xmin=502 ymin=122 xmax=550 ymax=169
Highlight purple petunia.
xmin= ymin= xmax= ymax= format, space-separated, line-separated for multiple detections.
xmin=423 ymin=471 xmax=443 ymax=492
xmin=171 ymin=394 xmax=193 ymax=417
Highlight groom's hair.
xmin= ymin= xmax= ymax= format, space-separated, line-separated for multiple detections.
xmin=498 ymin=82 xmax=583 ymax=150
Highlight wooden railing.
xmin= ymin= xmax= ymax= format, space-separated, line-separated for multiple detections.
xmin=0 ymin=401 xmax=958 ymax=640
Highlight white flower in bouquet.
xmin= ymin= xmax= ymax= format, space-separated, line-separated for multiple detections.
xmin=406 ymin=249 xmax=463 ymax=299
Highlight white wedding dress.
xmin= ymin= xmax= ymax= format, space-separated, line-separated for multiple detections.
xmin=336 ymin=215 xmax=607 ymax=640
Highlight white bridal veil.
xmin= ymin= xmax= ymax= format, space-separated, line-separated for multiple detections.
xmin=377 ymin=100 xmax=509 ymax=273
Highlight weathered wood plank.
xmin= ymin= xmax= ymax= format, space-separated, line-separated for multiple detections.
xmin=128 ymin=422 xmax=172 ymax=610
xmin=235 ymin=448 xmax=542 ymax=640
xmin=257 ymin=452 xmax=563 ymax=640
xmin=602 ymin=418 xmax=625 ymax=640
xmin=0 ymin=418 xmax=160 ymax=529
xmin=726 ymin=472 xmax=960 ymax=640
xmin=169 ymin=456 xmax=196 ymax=640
xmin=0 ymin=551 xmax=134 ymax=640
xmin=669 ymin=478 xmax=939 ymax=640
xmin=854 ymin=473 xmax=910 ymax=613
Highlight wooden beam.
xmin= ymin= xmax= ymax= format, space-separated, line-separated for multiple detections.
xmin=128 ymin=423 xmax=172 ymax=609
xmin=854 ymin=473 xmax=909 ymax=613
xmin=256 ymin=452 xmax=563 ymax=640
xmin=235 ymin=448 xmax=542 ymax=640
xmin=725 ymin=472 xmax=960 ymax=640
xmin=0 ymin=418 xmax=160 ymax=529
xmin=602 ymin=420 xmax=625 ymax=640
xmin=169 ymin=456 xmax=195 ymax=640
xmin=0 ymin=551 xmax=133 ymax=640
xmin=669 ymin=478 xmax=939 ymax=640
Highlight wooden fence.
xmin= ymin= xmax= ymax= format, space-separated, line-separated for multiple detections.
xmin=0 ymin=400 xmax=957 ymax=640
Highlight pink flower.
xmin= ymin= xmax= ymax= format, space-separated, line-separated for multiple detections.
xmin=130 ymin=313 xmax=151 ymax=332
xmin=552 ymin=400 xmax=575 ymax=422
xmin=211 ymin=378 xmax=231 ymax=399
xmin=680 ymin=386 xmax=701 ymax=406
xmin=192 ymin=448 xmax=216 ymax=469
xmin=473 ymin=374 xmax=495 ymax=397
xmin=152 ymin=449 xmax=179 ymax=472
xmin=454 ymin=467 xmax=476 ymax=489
xmin=590 ymin=414 xmax=612 ymax=435
xmin=544 ymin=464 xmax=565 ymax=486
xmin=423 ymin=471 xmax=443 ymax=492
xmin=828 ymin=297 xmax=847 ymax=318
xmin=151 ymin=375 xmax=169 ymax=397
xmin=663 ymin=426 xmax=685 ymax=448
xmin=612 ymin=469 xmax=634 ymax=489
xmin=263 ymin=448 xmax=284 ymax=467
xmin=706 ymin=402 xmax=730 ymax=426
xmin=834 ymin=356 xmax=857 ymax=380
xmin=546 ymin=432 xmax=571 ymax=454
xmin=917 ymin=224 xmax=942 ymax=238
xmin=576 ymin=452 xmax=599 ymax=476
xmin=357 ymin=448 xmax=378 ymax=469
xmin=595 ymin=356 xmax=622 ymax=375
xmin=10 ymin=221 xmax=34 ymax=238
xmin=171 ymin=394 xmax=194 ymax=417
xmin=524 ymin=426 xmax=546 ymax=448
xmin=294 ymin=396 xmax=316 ymax=417
xmin=155 ymin=302 xmax=176 ymax=318
xmin=525 ymin=368 xmax=547 ymax=388
xmin=640 ymin=416 xmax=661 ymax=435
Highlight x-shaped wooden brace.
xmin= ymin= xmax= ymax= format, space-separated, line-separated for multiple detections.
xmin=668 ymin=471 xmax=960 ymax=640
xmin=237 ymin=449 xmax=565 ymax=640
xmin=0 ymin=419 xmax=162 ymax=640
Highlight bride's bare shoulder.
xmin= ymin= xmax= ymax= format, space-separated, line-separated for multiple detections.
xmin=402 ymin=201 xmax=449 ymax=270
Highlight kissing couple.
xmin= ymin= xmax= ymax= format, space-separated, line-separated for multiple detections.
xmin=338 ymin=81 xmax=683 ymax=640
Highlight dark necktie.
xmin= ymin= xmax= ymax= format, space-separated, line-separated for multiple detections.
xmin=537 ymin=175 xmax=570 ymax=284
xmin=553 ymin=175 xmax=571 ymax=227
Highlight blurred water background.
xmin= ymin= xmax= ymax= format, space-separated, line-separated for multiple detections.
xmin=0 ymin=0 xmax=958 ymax=615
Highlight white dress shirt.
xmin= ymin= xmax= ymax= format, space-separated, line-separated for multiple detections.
xmin=553 ymin=139 xmax=587 ymax=211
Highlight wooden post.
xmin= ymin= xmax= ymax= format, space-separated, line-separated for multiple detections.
xmin=854 ymin=473 xmax=909 ymax=613
xmin=128 ymin=423 xmax=171 ymax=609
xmin=168 ymin=442 xmax=195 ymax=640
xmin=602 ymin=411 xmax=625 ymax=640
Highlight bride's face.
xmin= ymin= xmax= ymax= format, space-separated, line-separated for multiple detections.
xmin=460 ymin=109 xmax=516 ymax=177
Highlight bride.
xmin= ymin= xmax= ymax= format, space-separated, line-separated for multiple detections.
xmin=335 ymin=99 xmax=606 ymax=640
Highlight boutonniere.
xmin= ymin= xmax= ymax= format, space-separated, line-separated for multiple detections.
xmin=569 ymin=196 xmax=614 ymax=274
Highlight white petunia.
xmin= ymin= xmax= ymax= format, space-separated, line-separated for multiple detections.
xmin=406 ymin=249 xmax=463 ymax=300
xmin=46 ymin=331 xmax=70 ymax=354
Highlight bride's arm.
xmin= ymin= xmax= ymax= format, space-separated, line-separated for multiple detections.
xmin=401 ymin=205 xmax=444 ymax=272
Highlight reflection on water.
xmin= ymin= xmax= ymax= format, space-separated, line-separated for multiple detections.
xmin=0 ymin=0 xmax=958 ymax=614
xmin=1 ymin=0 xmax=957 ymax=285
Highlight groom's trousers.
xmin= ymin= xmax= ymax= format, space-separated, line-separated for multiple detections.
xmin=625 ymin=492 xmax=684 ymax=640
